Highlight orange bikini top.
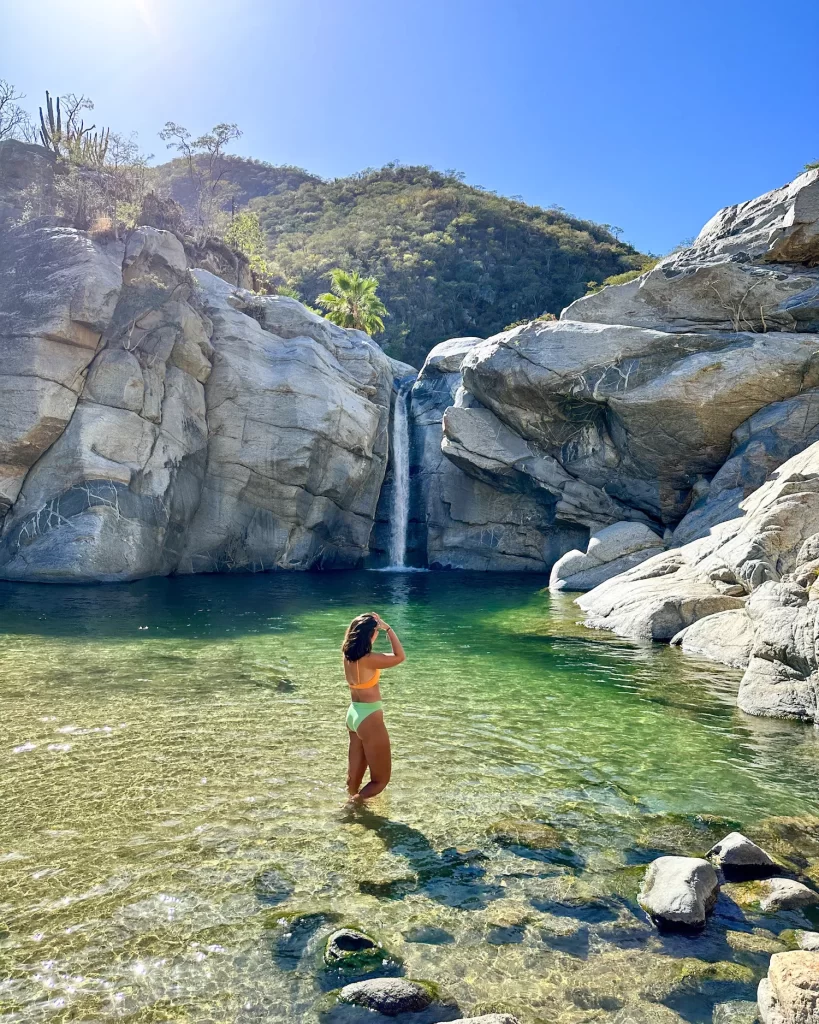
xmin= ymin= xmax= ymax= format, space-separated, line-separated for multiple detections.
xmin=348 ymin=660 xmax=381 ymax=690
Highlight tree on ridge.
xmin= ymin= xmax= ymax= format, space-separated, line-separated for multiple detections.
xmin=317 ymin=269 xmax=388 ymax=336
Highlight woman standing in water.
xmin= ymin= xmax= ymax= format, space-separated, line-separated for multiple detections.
xmin=342 ymin=612 xmax=405 ymax=800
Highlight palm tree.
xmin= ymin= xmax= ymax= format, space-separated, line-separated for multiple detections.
xmin=316 ymin=269 xmax=387 ymax=336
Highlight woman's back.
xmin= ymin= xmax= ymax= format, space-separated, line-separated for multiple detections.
xmin=344 ymin=656 xmax=381 ymax=700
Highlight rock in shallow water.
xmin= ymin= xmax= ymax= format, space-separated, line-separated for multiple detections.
xmin=707 ymin=832 xmax=777 ymax=880
xmin=712 ymin=1000 xmax=761 ymax=1024
xmin=549 ymin=521 xmax=664 ymax=592
xmin=759 ymin=879 xmax=819 ymax=913
xmin=758 ymin=950 xmax=819 ymax=1024
xmin=432 ymin=1017 xmax=521 ymax=1024
xmin=638 ymin=856 xmax=720 ymax=931
xmin=323 ymin=928 xmax=399 ymax=976
xmin=338 ymin=978 xmax=441 ymax=1016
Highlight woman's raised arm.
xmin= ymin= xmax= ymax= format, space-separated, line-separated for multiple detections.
xmin=366 ymin=616 xmax=405 ymax=668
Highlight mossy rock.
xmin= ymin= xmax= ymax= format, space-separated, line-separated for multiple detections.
xmin=319 ymin=977 xmax=451 ymax=1019
xmin=487 ymin=818 xmax=582 ymax=867
xmin=772 ymin=928 xmax=802 ymax=951
xmin=322 ymin=927 xmax=402 ymax=978
xmin=487 ymin=818 xmax=563 ymax=849
xmin=725 ymin=929 xmax=786 ymax=955
xmin=722 ymin=881 xmax=766 ymax=910
xmin=673 ymin=960 xmax=755 ymax=984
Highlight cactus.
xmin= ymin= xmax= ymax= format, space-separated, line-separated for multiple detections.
xmin=38 ymin=91 xmax=109 ymax=167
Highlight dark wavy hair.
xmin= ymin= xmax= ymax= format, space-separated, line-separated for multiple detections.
xmin=342 ymin=612 xmax=378 ymax=662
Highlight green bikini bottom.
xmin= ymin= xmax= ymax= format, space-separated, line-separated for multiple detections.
xmin=346 ymin=701 xmax=383 ymax=732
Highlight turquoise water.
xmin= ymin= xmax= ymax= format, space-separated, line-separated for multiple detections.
xmin=0 ymin=571 xmax=817 ymax=1024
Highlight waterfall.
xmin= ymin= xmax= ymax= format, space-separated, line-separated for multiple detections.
xmin=388 ymin=381 xmax=412 ymax=568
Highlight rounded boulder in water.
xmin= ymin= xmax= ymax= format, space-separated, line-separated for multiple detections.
xmin=707 ymin=831 xmax=777 ymax=880
xmin=638 ymin=856 xmax=719 ymax=932
xmin=338 ymin=977 xmax=439 ymax=1015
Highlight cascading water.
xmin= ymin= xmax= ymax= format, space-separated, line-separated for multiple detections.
xmin=387 ymin=380 xmax=412 ymax=568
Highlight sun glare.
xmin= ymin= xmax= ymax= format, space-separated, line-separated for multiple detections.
xmin=61 ymin=0 xmax=161 ymax=38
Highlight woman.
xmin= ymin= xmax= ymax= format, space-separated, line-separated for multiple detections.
xmin=342 ymin=612 xmax=405 ymax=800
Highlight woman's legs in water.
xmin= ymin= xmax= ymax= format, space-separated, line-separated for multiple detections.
xmin=355 ymin=710 xmax=391 ymax=799
xmin=347 ymin=729 xmax=368 ymax=796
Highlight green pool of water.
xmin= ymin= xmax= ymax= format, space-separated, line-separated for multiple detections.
xmin=1 ymin=571 xmax=817 ymax=1024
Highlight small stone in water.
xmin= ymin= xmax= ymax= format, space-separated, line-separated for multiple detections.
xmin=442 ymin=1016 xmax=522 ymax=1024
xmin=759 ymin=878 xmax=819 ymax=913
xmin=712 ymin=999 xmax=760 ymax=1024
xmin=707 ymin=832 xmax=777 ymax=880
xmin=338 ymin=978 xmax=437 ymax=1016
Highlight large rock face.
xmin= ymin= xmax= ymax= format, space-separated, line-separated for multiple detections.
xmin=0 ymin=183 xmax=394 ymax=580
xmin=176 ymin=276 xmax=392 ymax=572
xmin=0 ymin=141 xmax=57 ymax=228
xmin=396 ymin=337 xmax=588 ymax=571
xmin=563 ymin=169 xmax=819 ymax=334
xmin=460 ymin=320 xmax=819 ymax=524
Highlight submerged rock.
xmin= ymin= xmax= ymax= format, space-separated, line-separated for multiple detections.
xmin=402 ymin=925 xmax=455 ymax=945
xmin=269 ymin=910 xmax=340 ymax=970
xmin=487 ymin=819 xmax=563 ymax=849
xmin=638 ymin=856 xmax=720 ymax=931
xmin=707 ymin=833 xmax=777 ymax=880
xmin=253 ymin=867 xmax=294 ymax=904
xmin=712 ymin=1000 xmax=760 ymax=1024
xmin=758 ymin=950 xmax=819 ymax=1024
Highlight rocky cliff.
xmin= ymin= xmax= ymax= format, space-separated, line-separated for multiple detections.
xmin=0 ymin=144 xmax=395 ymax=580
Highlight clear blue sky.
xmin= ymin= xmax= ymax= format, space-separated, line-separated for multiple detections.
xmin=3 ymin=0 xmax=818 ymax=254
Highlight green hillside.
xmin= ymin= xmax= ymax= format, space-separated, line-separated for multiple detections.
xmin=153 ymin=155 xmax=320 ymax=213
xmin=156 ymin=158 xmax=646 ymax=366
